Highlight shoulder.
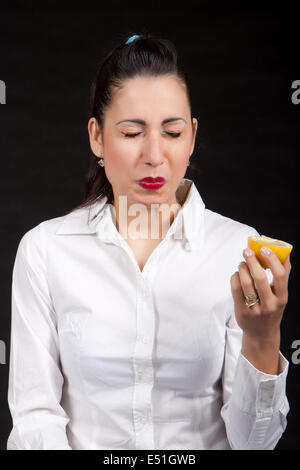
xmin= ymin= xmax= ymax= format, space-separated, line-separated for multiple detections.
xmin=19 ymin=213 xmax=66 ymax=243
xmin=202 ymin=208 xmax=260 ymax=270
xmin=14 ymin=216 xmax=62 ymax=267
xmin=18 ymin=203 xmax=95 ymax=242
xmin=204 ymin=208 xmax=258 ymax=240
xmin=15 ymin=209 xmax=81 ymax=261
xmin=15 ymin=201 xmax=100 ymax=261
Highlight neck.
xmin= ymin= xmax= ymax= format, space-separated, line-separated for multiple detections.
xmin=112 ymin=195 xmax=182 ymax=241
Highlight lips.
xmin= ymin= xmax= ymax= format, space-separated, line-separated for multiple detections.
xmin=138 ymin=177 xmax=165 ymax=191
xmin=138 ymin=177 xmax=165 ymax=183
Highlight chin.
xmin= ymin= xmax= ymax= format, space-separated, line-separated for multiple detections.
xmin=137 ymin=195 xmax=165 ymax=206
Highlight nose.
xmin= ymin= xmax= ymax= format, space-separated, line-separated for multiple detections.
xmin=142 ymin=132 xmax=165 ymax=166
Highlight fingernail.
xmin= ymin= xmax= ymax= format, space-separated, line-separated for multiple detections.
xmin=244 ymin=248 xmax=253 ymax=257
xmin=261 ymin=246 xmax=271 ymax=256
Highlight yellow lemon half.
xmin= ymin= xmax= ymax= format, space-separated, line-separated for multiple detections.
xmin=248 ymin=235 xmax=293 ymax=269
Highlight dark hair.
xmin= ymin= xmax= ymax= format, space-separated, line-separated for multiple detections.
xmin=70 ymin=32 xmax=198 ymax=214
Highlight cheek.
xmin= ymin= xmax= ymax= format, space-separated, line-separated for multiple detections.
xmin=171 ymin=147 xmax=189 ymax=169
xmin=104 ymin=144 xmax=134 ymax=188
xmin=105 ymin=136 xmax=131 ymax=169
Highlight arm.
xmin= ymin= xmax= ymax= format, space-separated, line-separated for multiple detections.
xmin=221 ymin=247 xmax=292 ymax=449
xmin=233 ymin=246 xmax=291 ymax=376
xmin=7 ymin=225 xmax=72 ymax=450
xmin=221 ymin=312 xmax=289 ymax=450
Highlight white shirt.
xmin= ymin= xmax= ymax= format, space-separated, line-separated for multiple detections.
xmin=7 ymin=178 xmax=289 ymax=450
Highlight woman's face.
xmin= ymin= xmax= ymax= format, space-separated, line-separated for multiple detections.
xmin=88 ymin=74 xmax=198 ymax=208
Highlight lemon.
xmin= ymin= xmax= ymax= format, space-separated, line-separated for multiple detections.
xmin=248 ymin=235 xmax=293 ymax=269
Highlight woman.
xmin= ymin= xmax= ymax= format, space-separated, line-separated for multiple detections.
xmin=7 ymin=33 xmax=291 ymax=450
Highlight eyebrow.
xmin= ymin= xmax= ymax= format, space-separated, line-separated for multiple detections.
xmin=116 ymin=118 xmax=186 ymax=125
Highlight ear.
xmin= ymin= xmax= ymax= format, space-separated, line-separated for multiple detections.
xmin=190 ymin=118 xmax=198 ymax=156
xmin=88 ymin=117 xmax=103 ymax=157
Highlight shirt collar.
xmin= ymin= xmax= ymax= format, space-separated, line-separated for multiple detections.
xmin=55 ymin=178 xmax=205 ymax=251
xmin=169 ymin=178 xmax=205 ymax=251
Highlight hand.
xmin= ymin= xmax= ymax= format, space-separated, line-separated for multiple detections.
xmin=230 ymin=246 xmax=292 ymax=342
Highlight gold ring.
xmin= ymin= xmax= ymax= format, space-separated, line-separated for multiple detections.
xmin=244 ymin=293 xmax=260 ymax=308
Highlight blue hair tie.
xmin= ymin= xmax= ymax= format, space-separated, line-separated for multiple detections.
xmin=126 ymin=34 xmax=140 ymax=44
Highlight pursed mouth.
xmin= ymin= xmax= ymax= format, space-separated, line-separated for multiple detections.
xmin=138 ymin=177 xmax=165 ymax=183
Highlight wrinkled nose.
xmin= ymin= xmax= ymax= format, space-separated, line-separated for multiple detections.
xmin=142 ymin=133 xmax=165 ymax=167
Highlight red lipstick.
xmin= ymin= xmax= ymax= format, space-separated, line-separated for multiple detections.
xmin=138 ymin=176 xmax=166 ymax=191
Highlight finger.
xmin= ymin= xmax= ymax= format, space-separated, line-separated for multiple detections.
xmin=230 ymin=271 xmax=246 ymax=312
xmin=230 ymin=270 xmax=259 ymax=314
xmin=260 ymin=246 xmax=289 ymax=300
xmin=238 ymin=262 xmax=261 ymax=311
xmin=243 ymin=248 xmax=273 ymax=304
xmin=238 ymin=261 xmax=257 ymax=296
xmin=282 ymin=254 xmax=292 ymax=275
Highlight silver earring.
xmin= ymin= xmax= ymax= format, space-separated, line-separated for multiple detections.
xmin=187 ymin=160 xmax=191 ymax=166
xmin=98 ymin=158 xmax=104 ymax=167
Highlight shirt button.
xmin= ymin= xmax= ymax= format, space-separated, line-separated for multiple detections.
xmin=137 ymin=372 xmax=152 ymax=383
xmin=140 ymin=413 xmax=149 ymax=424
xmin=137 ymin=335 xmax=149 ymax=344
xmin=142 ymin=286 xmax=148 ymax=297
xmin=184 ymin=240 xmax=192 ymax=251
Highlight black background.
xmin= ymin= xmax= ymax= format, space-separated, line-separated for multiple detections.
xmin=0 ymin=0 xmax=299 ymax=450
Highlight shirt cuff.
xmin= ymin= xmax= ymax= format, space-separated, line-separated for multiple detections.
xmin=231 ymin=351 xmax=289 ymax=417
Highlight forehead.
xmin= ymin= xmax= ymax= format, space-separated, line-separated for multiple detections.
xmin=108 ymin=75 xmax=189 ymax=116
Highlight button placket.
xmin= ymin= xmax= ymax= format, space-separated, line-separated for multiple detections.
xmin=132 ymin=274 xmax=156 ymax=449
xmin=136 ymin=370 xmax=153 ymax=384
xmin=137 ymin=334 xmax=149 ymax=344
xmin=139 ymin=409 xmax=151 ymax=425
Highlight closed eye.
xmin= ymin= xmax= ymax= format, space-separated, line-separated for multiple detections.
xmin=123 ymin=133 xmax=140 ymax=138
xmin=167 ymin=132 xmax=181 ymax=138
xmin=123 ymin=132 xmax=181 ymax=138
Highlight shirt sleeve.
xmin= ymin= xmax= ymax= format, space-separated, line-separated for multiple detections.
xmin=220 ymin=310 xmax=290 ymax=450
xmin=7 ymin=224 xmax=72 ymax=450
